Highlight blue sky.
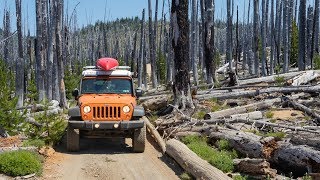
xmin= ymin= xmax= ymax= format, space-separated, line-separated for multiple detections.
xmin=0 ymin=0 xmax=315 ymax=35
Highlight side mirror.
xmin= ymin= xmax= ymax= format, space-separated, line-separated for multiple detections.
xmin=72 ymin=88 xmax=79 ymax=98
xmin=135 ymin=89 xmax=143 ymax=98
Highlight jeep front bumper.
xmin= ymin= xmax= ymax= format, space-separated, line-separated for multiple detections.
xmin=68 ymin=120 xmax=144 ymax=130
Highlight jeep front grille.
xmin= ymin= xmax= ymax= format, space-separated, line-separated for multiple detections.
xmin=92 ymin=106 xmax=121 ymax=120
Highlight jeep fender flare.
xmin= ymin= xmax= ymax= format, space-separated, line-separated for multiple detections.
xmin=133 ymin=105 xmax=145 ymax=117
xmin=68 ymin=106 xmax=81 ymax=118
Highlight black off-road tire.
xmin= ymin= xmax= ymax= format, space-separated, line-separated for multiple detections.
xmin=132 ymin=125 xmax=146 ymax=153
xmin=67 ymin=127 xmax=79 ymax=152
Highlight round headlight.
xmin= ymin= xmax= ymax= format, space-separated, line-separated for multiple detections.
xmin=83 ymin=106 xmax=91 ymax=113
xmin=122 ymin=106 xmax=130 ymax=113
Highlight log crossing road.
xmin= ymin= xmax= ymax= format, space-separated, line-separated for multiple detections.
xmin=41 ymin=137 xmax=181 ymax=180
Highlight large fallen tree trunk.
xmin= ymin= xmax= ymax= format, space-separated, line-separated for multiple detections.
xmin=166 ymin=139 xmax=231 ymax=180
xmin=196 ymin=85 xmax=320 ymax=100
xmin=209 ymin=127 xmax=320 ymax=173
xmin=237 ymin=70 xmax=320 ymax=85
xmin=140 ymin=96 xmax=169 ymax=111
xmin=271 ymin=142 xmax=320 ymax=173
xmin=233 ymin=158 xmax=277 ymax=178
xmin=204 ymin=98 xmax=281 ymax=120
xmin=291 ymin=71 xmax=319 ymax=86
xmin=209 ymin=127 xmax=270 ymax=158
xmin=142 ymin=116 xmax=166 ymax=153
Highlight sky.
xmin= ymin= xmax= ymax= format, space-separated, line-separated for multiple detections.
xmin=0 ymin=0 xmax=316 ymax=35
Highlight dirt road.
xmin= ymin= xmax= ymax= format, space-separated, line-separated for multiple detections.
xmin=41 ymin=136 xmax=182 ymax=180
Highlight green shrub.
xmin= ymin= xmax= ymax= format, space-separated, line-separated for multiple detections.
xmin=0 ymin=150 xmax=42 ymax=176
xmin=193 ymin=110 xmax=206 ymax=119
xmin=157 ymin=51 xmax=167 ymax=83
xmin=182 ymin=135 xmax=235 ymax=173
xmin=0 ymin=59 xmax=25 ymax=135
xmin=180 ymin=172 xmax=192 ymax=180
xmin=233 ymin=175 xmax=248 ymax=180
xmin=265 ymin=111 xmax=274 ymax=118
xmin=64 ymin=69 xmax=81 ymax=100
xmin=314 ymin=54 xmax=320 ymax=70
xmin=275 ymin=76 xmax=285 ymax=86
xmin=22 ymin=139 xmax=45 ymax=148
xmin=23 ymin=100 xmax=67 ymax=145
xmin=265 ymin=131 xmax=286 ymax=140
xmin=217 ymin=139 xmax=231 ymax=151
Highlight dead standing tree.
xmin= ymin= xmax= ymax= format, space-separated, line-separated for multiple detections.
xmin=15 ymin=0 xmax=24 ymax=107
xmin=171 ymin=0 xmax=194 ymax=111
xmin=56 ymin=0 xmax=68 ymax=108
xmin=148 ymin=0 xmax=158 ymax=88
xmin=202 ymin=0 xmax=215 ymax=85
xmin=298 ymin=0 xmax=306 ymax=71
xmin=253 ymin=0 xmax=259 ymax=76
xmin=35 ymin=0 xmax=46 ymax=102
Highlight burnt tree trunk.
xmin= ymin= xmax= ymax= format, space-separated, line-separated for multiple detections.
xmin=138 ymin=9 xmax=145 ymax=88
xmin=148 ymin=0 xmax=158 ymax=88
xmin=35 ymin=0 xmax=46 ymax=102
xmin=298 ymin=0 xmax=306 ymax=70
xmin=171 ymin=0 xmax=194 ymax=111
xmin=253 ymin=0 xmax=260 ymax=76
xmin=15 ymin=0 xmax=24 ymax=107
xmin=56 ymin=0 xmax=67 ymax=108
xmin=203 ymin=0 xmax=215 ymax=84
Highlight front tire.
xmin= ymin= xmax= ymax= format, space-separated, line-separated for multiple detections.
xmin=132 ymin=125 xmax=146 ymax=153
xmin=67 ymin=127 xmax=79 ymax=152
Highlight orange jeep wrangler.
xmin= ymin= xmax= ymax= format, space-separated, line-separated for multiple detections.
xmin=67 ymin=66 xmax=145 ymax=152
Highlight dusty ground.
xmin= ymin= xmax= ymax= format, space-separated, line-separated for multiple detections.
xmin=41 ymin=135 xmax=182 ymax=180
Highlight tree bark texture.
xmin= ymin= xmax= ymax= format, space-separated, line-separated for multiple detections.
xmin=253 ymin=0 xmax=260 ymax=76
xmin=171 ymin=0 xmax=194 ymax=110
xmin=148 ymin=0 xmax=158 ymax=88
xmin=15 ymin=0 xmax=24 ymax=108
xmin=298 ymin=0 xmax=306 ymax=70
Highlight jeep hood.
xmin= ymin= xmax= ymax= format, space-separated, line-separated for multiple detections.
xmin=79 ymin=94 xmax=136 ymax=106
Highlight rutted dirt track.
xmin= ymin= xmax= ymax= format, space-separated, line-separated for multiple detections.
xmin=41 ymin=135 xmax=182 ymax=180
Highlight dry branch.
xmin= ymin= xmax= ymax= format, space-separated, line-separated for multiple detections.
xmin=286 ymin=99 xmax=320 ymax=124
xmin=204 ymin=98 xmax=281 ymax=120
xmin=166 ymin=139 xmax=231 ymax=180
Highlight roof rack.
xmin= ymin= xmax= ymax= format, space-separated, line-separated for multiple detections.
xmin=83 ymin=66 xmax=97 ymax=70
xmin=83 ymin=66 xmax=131 ymax=71
xmin=116 ymin=66 xmax=131 ymax=70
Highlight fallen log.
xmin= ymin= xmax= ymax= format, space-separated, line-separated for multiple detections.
xmin=230 ymin=111 xmax=263 ymax=120
xmin=140 ymin=96 xmax=168 ymax=111
xmin=209 ymin=127 xmax=271 ymax=158
xmin=237 ymin=70 xmax=320 ymax=85
xmin=290 ymin=134 xmax=320 ymax=150
xmin=31 ymin=108 xmax=62 ymax=117
xmin=196 ymin=85 xmax=320 ymax=100
xmin=209 ymin=127 xmax=320 ymax=173
xmin=166 ymin=139 xmax=231 ymax=180
xmin=233 ymin=158 xmax=277 ymax=178
xmin=204 ymin=98 xmax=281 ymax=120
xmin=142 ymin=116 xmax=166 ymax=153
xmin=271 ymin=142 xmax=320 ymax=173
xmin=286 ymin=99 xmax=320 ymax=124
xmin=291 ymin=70 xmax=319 ymax=86
xmin=174 ymin=132 xmax=202 ymax=138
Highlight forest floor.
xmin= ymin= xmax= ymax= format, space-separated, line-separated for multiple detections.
xmin=39 ymin=135 xmax=182 ymax=180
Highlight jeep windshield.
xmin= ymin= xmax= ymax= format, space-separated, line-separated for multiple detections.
xmin=81 ymin=78 xmax=132 ymax=94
